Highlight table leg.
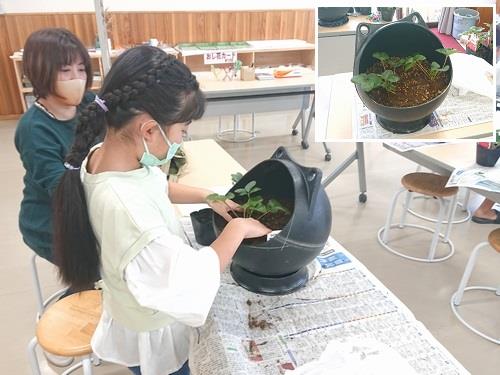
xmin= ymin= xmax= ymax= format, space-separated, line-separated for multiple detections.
xmin=322 ymin=142 xmax=367 ymax=203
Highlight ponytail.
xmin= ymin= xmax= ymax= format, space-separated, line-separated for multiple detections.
xmin=52 ymin=101 xmax=105 ymax=291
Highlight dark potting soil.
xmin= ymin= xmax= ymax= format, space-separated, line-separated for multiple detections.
xmin=366 ymin=61 xmax=449 ymax=107
xmin=224 ymin=199 xmax=293 ymax=245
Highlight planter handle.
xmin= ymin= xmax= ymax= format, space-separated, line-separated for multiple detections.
xmin=271 ymin=147 xmax=322 ymax=210
xmin=355 ymin=12 xmax=428 ymax=55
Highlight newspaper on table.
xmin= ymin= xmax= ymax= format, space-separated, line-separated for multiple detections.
xmin=383 ymin=141 xmax=445 ymax=153
xmin=353 ymin=86 xmax=493 ymax=140
xmin=446 ymin=164 xmax=500 ymax=193
xmin=181 ymin=218 xmax=469 ymax=375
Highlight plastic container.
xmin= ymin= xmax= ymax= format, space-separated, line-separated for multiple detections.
xmin=452 ymin=8 xmax=479 ymax=39
xmin=191 ymin=147 xmax=332 ymax=295
xmin=476 ymin=144 xmax=500 ymax=167
xmin=353 ymin=12 xmax=452 ymax=134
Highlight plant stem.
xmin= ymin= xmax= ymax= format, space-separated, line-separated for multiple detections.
xmin=416 ymin=61 xmax=431 ymax=79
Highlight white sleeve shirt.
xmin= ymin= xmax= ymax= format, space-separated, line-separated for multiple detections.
xmin=91 ymin=233 xmax=220 ymax=375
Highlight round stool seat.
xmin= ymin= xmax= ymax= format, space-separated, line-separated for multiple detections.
xmin=488 ymin=229 xmax=500 ymax=252
xmin=36 ymin=290 xmax=102 ymax=357
xmin=401 ymin=173 xmax=458 ymax=198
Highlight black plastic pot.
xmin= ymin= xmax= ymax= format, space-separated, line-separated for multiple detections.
xmin=353 ymin=12 xmax=453 ymax=134
xmin=378 ymin=7 xmax=396 ymax=22
xmin=318 ymin=7 xmax=350 ymax=27
xmin=190 ymin=208 xmax=217 ymax=246
xmin=191 ymin=147 xmax=332 ymax=295
xmin=476 ymin=144 xmax=500 ymax=167
xmin=357 ymin=7 xmax=372 ymax=16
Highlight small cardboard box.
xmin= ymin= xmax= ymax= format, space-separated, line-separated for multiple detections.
xmin=240 ymin=66 xmax=255 ymax=81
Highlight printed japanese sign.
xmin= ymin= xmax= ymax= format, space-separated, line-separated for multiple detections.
xmin=204 ymin=51 xmax=237 ymax=65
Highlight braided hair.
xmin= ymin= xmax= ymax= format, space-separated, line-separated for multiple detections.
xmin=53 ymin=46 xmax=206 ymax=290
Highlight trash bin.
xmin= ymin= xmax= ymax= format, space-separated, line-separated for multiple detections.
xmin=452 ymin=8 xmax=479 ymax=39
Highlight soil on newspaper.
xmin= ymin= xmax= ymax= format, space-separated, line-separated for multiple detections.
xmin=366 ymin=61 xmax=449 ymax=107
xmin=248 ymin=313 xmax=273 ymax=330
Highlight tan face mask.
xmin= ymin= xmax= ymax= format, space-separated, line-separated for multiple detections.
xmin=54 ymin=79 xmax=86 ymax=106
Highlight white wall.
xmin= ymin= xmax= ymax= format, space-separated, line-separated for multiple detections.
xmin=0 ymin=0 xmax=312 ymax=13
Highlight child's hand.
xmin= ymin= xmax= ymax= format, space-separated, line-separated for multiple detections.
xmin=208 ymin=198 xmax=240 ymax=222
xmin=237 ymin=218 xmax=272 ymax=239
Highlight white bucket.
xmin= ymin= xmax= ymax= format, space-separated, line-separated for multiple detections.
xmin=452 ymin=8 xmax=479 ymax=39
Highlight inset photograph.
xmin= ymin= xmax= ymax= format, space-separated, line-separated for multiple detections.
xmin=317 ymin=7 xmax=495 ymax=140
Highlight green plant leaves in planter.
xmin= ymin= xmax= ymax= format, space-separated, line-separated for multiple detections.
xmin=351 ymin=73 xmax=383 ymax=92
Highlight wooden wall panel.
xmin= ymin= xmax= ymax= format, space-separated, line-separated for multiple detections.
xmin=0 ymin=15 xmax=23 ymax=115
xmin=1 ymin=9 xmax=313 ymax=116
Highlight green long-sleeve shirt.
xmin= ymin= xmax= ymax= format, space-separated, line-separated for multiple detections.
xmin=14 ymin=93 xmax=94 ymax=261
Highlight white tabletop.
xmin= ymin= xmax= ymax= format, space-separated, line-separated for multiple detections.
xmin=194 ymin=68 xmax=315 ymax=98
xmin=318 ymin=73 xmax=493 ymax=141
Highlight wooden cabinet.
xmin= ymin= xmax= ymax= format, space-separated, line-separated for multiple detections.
xmin=177 ymin=39 xmax=315 ymax=73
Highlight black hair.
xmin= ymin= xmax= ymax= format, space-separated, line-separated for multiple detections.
xmin=53 ymin=46 xmax=206 ymax=290
xmin=23 ymin=28 xmax=93 ymax=98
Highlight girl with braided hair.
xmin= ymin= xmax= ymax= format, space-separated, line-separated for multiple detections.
xmin=53 ymin=45 xmax=270 ymax=375
xmin=15 ymin=28 xmax=94 ymax=263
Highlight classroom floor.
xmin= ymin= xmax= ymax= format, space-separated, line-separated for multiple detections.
xmin=1 ymin=111 xmax=499 ymax=374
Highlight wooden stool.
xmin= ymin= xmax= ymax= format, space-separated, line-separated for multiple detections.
xmin=406 ymin=166 xmax=471 ymax=224
xmin=28 ymin=290 xmax=102 ymax=374
xmin=377 ymin=172 xmax=459 ymax=262
xmin=451 ymin=229 xmax=500 ymax=344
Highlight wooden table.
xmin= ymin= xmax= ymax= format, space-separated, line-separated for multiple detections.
xmin=317 ymin=73 xmax=494 ymax=140
xmin=178 ymin=139 xmax=246 ymax=189
xmin=383 ymin=142 xmax=500 ymax=203
xmin=195 ymin=68 xmax=315 ymax=147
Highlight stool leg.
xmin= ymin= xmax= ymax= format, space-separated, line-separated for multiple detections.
xmin=462 ymin=188 xmax=470 ymax=211
xmin=453 ymin=242 xmax=489 ymax=305
xmin=428 ymin=197 xmax=446 ymax=260
xmin=82 ymin=356 xmax=93 ymax=375
xmin=27 ymin=337 xmax=41 ymax=375
xmin=382 ymin=188 xmax=406 ymax=243
xmin=443 ymin=194 xmax=458 ymax=243
xmin=30 ymin=255 xmax=44 ymax=315
xmin=399 ymin=191 xmax=413 ymax=228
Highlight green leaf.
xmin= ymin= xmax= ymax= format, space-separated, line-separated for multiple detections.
xmin=380 ymin=70 xmax=399 ymax=83
xmin=231 ymin=172 xmax=243 ymax=185
xmin=225 ymin=192 xmax=235 ymax=200
xmin=351 ymin=73 xmax=382 ymax=92
xmin=372 ymin=52 xmax=389 ymax=61
xmin=244 ymin=181 xmax=256 ymax=192
xmin=436 ymin=48 xmax=457 ymax=57
xmin=430 ymin=61 xmax=440 ymax=70
xmin=234 ymin=188 xmax=247 ymax=195
xmin=249 ymin=187 xmax=262 ymax=194
xmin=413 ymin=54 xmax=426 ymax=62
xmin=206 ymin=193 xmax=226 ymax=202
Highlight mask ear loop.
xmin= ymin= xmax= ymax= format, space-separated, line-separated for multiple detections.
xmin=140 ymin=120 xmax=156 ymax=155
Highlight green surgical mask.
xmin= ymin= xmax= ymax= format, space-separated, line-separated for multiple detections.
xmin=139 ymin=121 xmax=182 ymax=167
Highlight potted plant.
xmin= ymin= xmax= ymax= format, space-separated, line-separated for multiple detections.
xmin=377 ymin=7 xmax=396 ymax=22
xmin=460 ymin=24 xmax=493 ymax=65
xmin=352 ymin=12 xmax=454 ymax=134
xmin=190 ymin=147 xmax=332 ymax=295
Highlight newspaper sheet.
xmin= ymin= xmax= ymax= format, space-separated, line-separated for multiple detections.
xmin=353 ymin=86 xmax=493 ymax=140
xmin=180 ymin=220 xmax=469 ymax=375
xmin=383 ymin=141 xmax=445 ymax=153
xmin=446 ymin=164 xmax=500 ymax=193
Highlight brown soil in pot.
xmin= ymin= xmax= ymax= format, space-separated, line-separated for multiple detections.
xmin=366 ymin=60 xmax=449 ymax=107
